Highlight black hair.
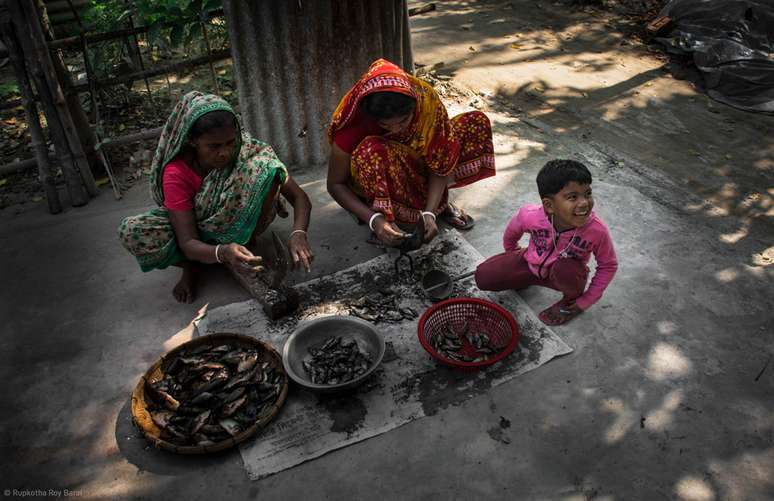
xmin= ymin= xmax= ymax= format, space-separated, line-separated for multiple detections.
xmin=189 ymin=110 xmax=237 ymax=140
xmin=361 ymin=91 xmax=416 ymax=120
xmin=536 ymin=159 xmax=592 ymax=198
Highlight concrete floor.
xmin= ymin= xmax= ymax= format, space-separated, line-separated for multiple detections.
xmin=1 ymin=1 xmax=773 ymax=499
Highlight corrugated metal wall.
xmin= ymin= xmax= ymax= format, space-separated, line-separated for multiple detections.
xmin=223 ymin=0 xmax=413 ymax=168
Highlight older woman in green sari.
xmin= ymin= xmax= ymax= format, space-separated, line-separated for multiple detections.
xmin=118 ymin=91 xmax=313 ymax=303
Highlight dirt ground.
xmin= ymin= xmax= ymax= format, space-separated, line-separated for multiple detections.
xmin=1 ymin=1 xmax=773 ymax=500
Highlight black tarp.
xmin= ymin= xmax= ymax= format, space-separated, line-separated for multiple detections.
xmin=655 ymin=0 xmax=774 ymax=112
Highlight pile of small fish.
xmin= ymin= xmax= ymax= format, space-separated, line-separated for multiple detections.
xmin=430 ymin=321 xmax=499 ymax=363
xmin=348 ymin=290 xmax=417 ymax=323
xmin=143 ymin=343 xmax=284 ymax=447
xmin=303 ymin=336 xmax=373 ymax=385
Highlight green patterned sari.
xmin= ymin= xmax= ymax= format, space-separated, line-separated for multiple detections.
xmin=118 ymin=92 xmax=287 ymax=271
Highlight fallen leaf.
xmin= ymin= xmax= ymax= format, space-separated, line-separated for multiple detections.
xmin=3 ymin=118 xmax=17 ymax=125
xmin=0 ymin=179 xmax=7 ymax=187
xmin=725 ymin=154 xmax=732 ymax=160
xmin=688 ymin=149 xmax=701 ymax=156
xmin=95 ymin=177 xmax=110 ymax=187
xmin=32 ymin=196 xmax=43 ymax=202
xmin=509 ymin=43 xmax=522 ymax=49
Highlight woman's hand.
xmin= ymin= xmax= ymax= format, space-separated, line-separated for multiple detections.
xmin=374 ymin=217 xmax=407 ymax=247
xmin=220 ymin=243 xmax=263 ymax=272
xmin=422 ymin=213 xmax=439 ymax=243
xmin=288 ymin=231 xmax=314 ymax=272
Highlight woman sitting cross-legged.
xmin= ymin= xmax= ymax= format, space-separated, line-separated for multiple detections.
xmin=327 ymin=58 xmax=496 ymax=247
xmin=118 ymin=91 xmax=313 ymax=303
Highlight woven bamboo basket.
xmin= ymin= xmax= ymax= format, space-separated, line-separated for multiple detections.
xmin=131 ymin=333 xmax=288 ymax=455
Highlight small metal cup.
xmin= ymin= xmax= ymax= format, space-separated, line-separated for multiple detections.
xmin=421 ymin=269 xmax=453 ymax=301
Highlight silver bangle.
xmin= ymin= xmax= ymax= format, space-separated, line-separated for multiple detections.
xmin=368 ymin=212 xmax=384 ymax=232
xmin=420 ymin=211 xmax=436 ymax=221
xmin=289 ymin=229 xmax=307 ymax=238
xmin=214 ymin=244 xmax=222 ymax=264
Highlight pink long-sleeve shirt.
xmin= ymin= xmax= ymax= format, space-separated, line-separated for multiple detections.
xmin=503 ymin=204 xmax=618 ymax=310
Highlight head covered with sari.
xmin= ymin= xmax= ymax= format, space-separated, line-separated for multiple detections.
xmin=327 ymin=59 xmax=461 ymax=177
xmin=118 ymin=91 xmax=287 ymax=271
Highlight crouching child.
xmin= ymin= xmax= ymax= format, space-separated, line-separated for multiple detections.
xmin=475 ymin=159 xmax=617 ymax=325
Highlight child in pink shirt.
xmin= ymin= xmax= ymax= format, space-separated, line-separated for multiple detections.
xmin=475 ymin=159 xmax=617 ymax=325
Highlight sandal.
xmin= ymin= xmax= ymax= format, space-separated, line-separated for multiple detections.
xmin=441 ymin=203 xmax=475 ymax=231
xmin=538 ymin=300 xmax=581 ymax=326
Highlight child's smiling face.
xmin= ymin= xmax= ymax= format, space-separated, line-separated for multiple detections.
xmin=543 ymin=181 xmax=594 ymax=230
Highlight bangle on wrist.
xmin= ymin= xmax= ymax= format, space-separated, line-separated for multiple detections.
xmin=420 ymin=211 xmax=436 ymax=221
xmin=368 ymin=212 xmax=384 ymax=232
xmin=214 ymin=244 xmax=222 ymax=263
xmin=289 ymin=229 xmax=307 ymax=238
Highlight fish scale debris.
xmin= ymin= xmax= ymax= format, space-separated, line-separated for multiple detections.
xmin=347 ymin=290 xmax=417 ymax=323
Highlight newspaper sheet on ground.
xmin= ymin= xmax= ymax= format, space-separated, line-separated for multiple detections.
xmin=196 ymin=231 xmax=573 ymax=479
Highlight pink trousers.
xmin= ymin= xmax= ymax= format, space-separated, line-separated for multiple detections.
xmin=475 ymin=249 xmax=589 ymax=301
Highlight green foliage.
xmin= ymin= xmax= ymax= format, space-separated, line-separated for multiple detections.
xmin=82 ymin=0 xmax=225 ymax=81
xmin=84 ymin=0 xmax=224 ymax=52
xmin=0 ymin=81 xmax=20 ymax=100
xmin=130 ymin=0 xmax=223 ymax=49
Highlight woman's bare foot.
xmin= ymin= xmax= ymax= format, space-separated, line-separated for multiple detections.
xmin=173 ymin=262 xmax=197 ymax=303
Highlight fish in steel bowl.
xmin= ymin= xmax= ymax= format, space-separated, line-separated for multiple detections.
xmin=282 ymin=316 xmax=385 ymax=392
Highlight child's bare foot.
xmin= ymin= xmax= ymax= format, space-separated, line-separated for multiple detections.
xmin=172 ymin=263 xmax=197 ymax=303
xmin=538 ymin=300 xmax=581 ymax=326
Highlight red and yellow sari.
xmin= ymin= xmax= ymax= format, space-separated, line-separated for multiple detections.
xmin=327 ymin=59 xmax=495 ymax=224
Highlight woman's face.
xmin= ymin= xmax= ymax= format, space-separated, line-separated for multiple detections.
xmin=189 ymin=124 xmax=237 ymax=170
xmin=377 ymin=112 xmax=413 ymax=134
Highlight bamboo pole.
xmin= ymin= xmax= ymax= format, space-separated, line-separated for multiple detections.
xmin=200 ymin=18 xmax=220 ymax=94
xmin=8 ymin=0 xmax=88 ymax=206
xmin=69 ymin=49 xmax=232 ymax=93
xmin=48 ymin=26 xmax=147 ymax=50
xmin=45 ymin=9 xmax=225 ymax=50
xmin=1 ymin=125 xmax=163 ymax=177
xmin=97 ymin=126 xmax=163 ymax=148
xmin=66 ymin=0 xmax=99 ymax=123
xmin=35 ymin=0 xmax=103 ymax=189
xmin=24 ymin=0 xmax=98 ymax=197
xmin=0 ymin=22 xmax=61 ymax=213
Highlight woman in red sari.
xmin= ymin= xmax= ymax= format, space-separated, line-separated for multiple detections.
xmin=327 ymin=59 xmax=496 ymax=246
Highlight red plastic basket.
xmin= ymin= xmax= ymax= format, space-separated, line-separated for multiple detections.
xmin=417 ymin=297 xmax=520 ymax=370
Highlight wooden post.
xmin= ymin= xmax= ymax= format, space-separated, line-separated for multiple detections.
xmin=23 ymin=0 xmax=98 ymax=197
xmin=35 ymin=0 xmax=103 ymax=189
xmin=7 ymin=0 xmax=88 ymax=206
xmin=0 ymin=20 xmax=61 ymax=213
xmin=200 ymin=18 xmax=220 ymax=94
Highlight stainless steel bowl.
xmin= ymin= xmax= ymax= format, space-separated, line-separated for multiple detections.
xmin=282 ymin=316 xmax=385 ymax=393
